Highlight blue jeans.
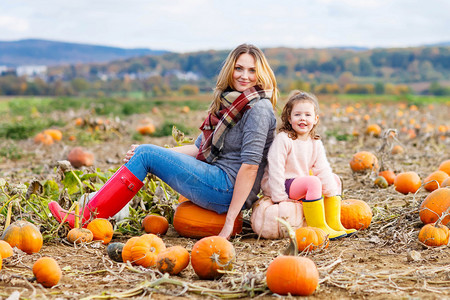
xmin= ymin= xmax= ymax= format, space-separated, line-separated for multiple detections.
xmin=125 ymin=144 xmax=234 ymax=214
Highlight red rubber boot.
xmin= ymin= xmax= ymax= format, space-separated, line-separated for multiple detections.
xmin=48 ymin=165 xmax=143 ymax=228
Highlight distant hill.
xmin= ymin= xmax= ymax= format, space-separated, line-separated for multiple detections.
xmin=0 ymin=39 xmax=169 ymax=66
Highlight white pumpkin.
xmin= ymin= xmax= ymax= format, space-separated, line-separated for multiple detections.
xmin=251 ymin=196 xmax=305 ymax=239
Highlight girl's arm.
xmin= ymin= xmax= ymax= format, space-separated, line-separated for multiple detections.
xmin=219 ymin=163 xmax=259 ymax=239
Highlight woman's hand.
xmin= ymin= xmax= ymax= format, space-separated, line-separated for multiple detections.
xmin=218 ymin=222 xmax=234 ymax=240
xmin=123 ymin=144 xmax=139 ymax=163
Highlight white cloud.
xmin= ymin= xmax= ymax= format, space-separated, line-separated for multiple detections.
xmin=0 ymin=15 xmax=29 ymax=32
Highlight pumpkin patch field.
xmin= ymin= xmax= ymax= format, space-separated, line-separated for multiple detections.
xmin=0 ymin=94 xmax=449 ymax=299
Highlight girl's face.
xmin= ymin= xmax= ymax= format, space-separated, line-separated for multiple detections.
xmin=289 ymin=100 xmax=319 ymax=140
xmin=232 ymin=53 xmax=257 ymax=92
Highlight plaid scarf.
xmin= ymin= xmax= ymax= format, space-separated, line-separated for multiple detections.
xmin=196 ymin=86 xmax=272 ymax=163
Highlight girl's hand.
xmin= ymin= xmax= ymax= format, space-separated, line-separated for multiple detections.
xmin=123 ymin=144 xmax=139 ymax=163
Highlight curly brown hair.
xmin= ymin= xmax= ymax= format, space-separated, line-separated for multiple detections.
xmin=279 ymin=90 xmax=320 ymax=140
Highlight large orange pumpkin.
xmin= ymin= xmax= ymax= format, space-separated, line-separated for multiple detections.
xmin=131 ymin=234 xmax=166 ymax=267
xmin=142 ymin=215 xmax=169 ymax=235
xmin=340 ymin=199 xmax=372 ymax=230
xmin=418 ymin=223 xmax=449 ymax=247
xmin=1 ymin=220 xmax=43 ymax=254
xmin=122 ymin=236 xmax=140 ymax=264
xmin=394 ymin=171 xmax=421 ymax=194
xmin=349 ymin=151 xmax=379 ymax=173
xmin=173 ymin=201 xmax=243 ymax=239
xmin=295 ymin=227 xmax=329 ymax=252
xmin=156 ymin=245 xmax=190 ymax=275
xmin=86 ymin=218 xmax=114 ymax=244
xmin=266 ymin=256 xmax=319 ymax=296
xmin=32 ymin=257 xmax=62 ymax=288
xmin=191 ymin=236 xmax=235 ymax=280
xmin=419 ymin=188 xmax=450 ymax=225
xmin=423 ymin=170 xmax=449 ymax=192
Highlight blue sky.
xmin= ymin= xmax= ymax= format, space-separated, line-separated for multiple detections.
xmin=1 ymin=0 xmax=449 ymax=52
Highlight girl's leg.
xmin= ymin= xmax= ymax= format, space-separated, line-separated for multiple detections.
xmin=288 ymin=176 xmax=346 ymax=240
xmin=125 ymin=144 xmax=234 ymax=214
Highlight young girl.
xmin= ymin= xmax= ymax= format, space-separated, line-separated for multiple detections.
xmin=261 ymin=90 xmax=355 ymax=239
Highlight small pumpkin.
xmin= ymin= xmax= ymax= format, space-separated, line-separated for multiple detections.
xmin=32 ymin=257 xmax=62 ymax=288
xmin=173 ymin=201 xmax=243 ymax=239
xmin=438 ymin=159 xmax=450 ymax=175
xmin=391 ymin=145 xmax=404 ymax=155
xmin=1 ymin=220 xmax=43 ymax=254
xmin=374 ymin=176 xmax=388 ymax=188
xmin=156 ymin=245 xmax=190 ymax=275
xmin=266 ymin=256 xmax=319 ymax=296
xmin=86 ymin=218 xmax=114 ymax=244
xmin=250 ymin=196 xmax=305 ymax=239
xmin=423 ymin=170 xmax=449 ymax=192
xmin=43 ymin=129 xmax=63 ymax=141
xmin=349 ymin=151 xmax=379 ymax=173
xmin=340 ymin=199 xmax=372 ymax=230
xmin=67 ymin=147 xmax=94 ymax=168
xmin=34 ymin=132 xmax=53 ymax=145
xmin=142 ymin=215 xmax=169 ymax=235
xmin=0 ymin=240 xmax=14 ymax=259
xmin=394 ymin=171 xmax=421 ymax=194
xmin=136 ymin=123 xmax=156 ymax=135
xmin=131 ymin=234 xmax=166 ymax=267
xmin=295 ymin=227 xmax=329 ymax=252
xmin=67 ymin=228 xmax=93 ymax=244
xmin=191 ymin=236 xmax=235 ymax=280
xmin=418 ymin=223 xmax=449 ymax=247
xmin=107 ymin=242 xmax=125 ymax=262
xmin=419 ymin=188 xmax=450 ymax=225
xmin=378 ymin=170 xmax=396 ymax=185
xmin=122 ymin=236 xmax=140 ymax=264
xmin=365 ymin=124 xmax=381 ymax=137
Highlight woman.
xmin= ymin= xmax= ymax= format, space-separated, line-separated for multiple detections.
xmin=49 ymin=43 xmax=278 ymax=239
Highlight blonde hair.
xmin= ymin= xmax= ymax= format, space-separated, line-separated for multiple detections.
xmin=279 ymin=90 xmax=320 ymax=140
xmin=209 ymin=44 xmax=278 ymax=114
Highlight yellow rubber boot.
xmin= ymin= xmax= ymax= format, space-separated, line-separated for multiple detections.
xmin=302 ymin=197 xmax=346 ymax=240
xmin=324 ymin=195 xmax=357 ymax=236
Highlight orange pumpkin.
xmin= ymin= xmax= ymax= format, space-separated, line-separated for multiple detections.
xmin=266 ymin=256 xmax=319 ymax=296
xmin=418 ymin=223 xmax=449 ymax=247
xmin=0 ymin=240 xmax=14 ymax=258
xmin=394 ymin=171 xmax=421 ymax=194
xmin=391 ymin=145 xmax=405 ymax=155
xmin=438 ymin=159 xmax=450 ymax=175
xmin=136 ymin=124 xmax=156 ymax=135
xmin=442 ymin=177 xmax=450 ymax=188
xmin=1 ymin=220 xmax=43 ymax=254
xmin=32 ymin=257 xmax=62 ymax=288
xmin=191 ymin=236 xmax=235 ymax=280
xmin=67 ymin=228 xmax=94 ymax=244
xmin=67 ymin=147 xmax=95 ymax=168
xmin=173 ymin=201 xmax=243 ymax=239
xmin=378 ymin=170 xmax=396 ymax=185
xmin=340 ymin=199 xmax=372 ymax=230
xmin=365 ymin=124 xmax=381 ymax=137
xmin=423 ymin=170 xmax=449 ymax=192
xmin=34 ymin=132 xmax=53 ymax=145
xmin=86 ymin=219 xmax=114 ymax=244
xmin=142 ymin=215 xmax=169 ymax=235
xmin=156 ymin=245 xmax=190 ymax=275
xmin=43 ymin=129 xmax=63 ymax=141
xmin=419 ymin=188 xmax=450 ymax=225
xmin=122 ymin=236 xmax=140 ymax=264
xmin=131 ymin=234 xmax=166 ymax=267
xmin=295 ymin=227 xmax=329 ymax=252
xmin=349 ymin=151 xmax=379 ymax=173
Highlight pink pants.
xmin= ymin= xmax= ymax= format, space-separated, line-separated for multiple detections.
xmin=287 ymin=174 xmax=341 ymax=201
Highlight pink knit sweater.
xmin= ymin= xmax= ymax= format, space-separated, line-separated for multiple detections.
xmin=261 ymin=131 xmax=339 ymax=202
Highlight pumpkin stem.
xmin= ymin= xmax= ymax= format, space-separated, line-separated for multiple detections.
xmin=434 ymin=206 xmax=450 ymax=227
xmin=4 ymin=200 xmax=13 ymax=230
xmin=276 ymin=217 xmax=298 ymax=256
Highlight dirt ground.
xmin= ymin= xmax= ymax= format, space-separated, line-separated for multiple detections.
xmin=0 ymin=97 xmax=449 ymax=299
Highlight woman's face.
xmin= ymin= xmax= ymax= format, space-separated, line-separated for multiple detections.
xmin=232 ymin=53 xmax=257 ymax=92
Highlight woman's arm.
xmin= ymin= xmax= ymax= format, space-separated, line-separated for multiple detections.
xmin=218 ymin=163 xmax=259 ymax=239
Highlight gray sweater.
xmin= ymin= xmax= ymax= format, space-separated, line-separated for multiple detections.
xmin=195 ymin=98 xmax=276 ymax=208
